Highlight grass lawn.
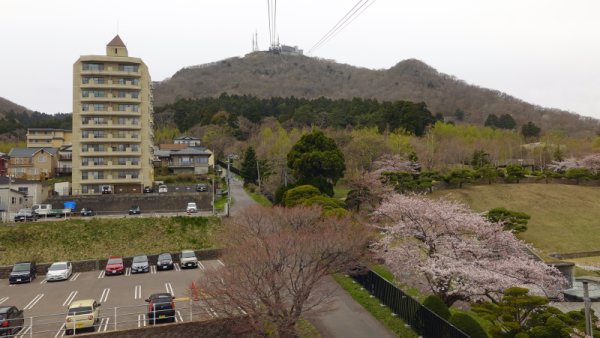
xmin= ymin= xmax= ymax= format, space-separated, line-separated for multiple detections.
xmin=244 ymin=187 xmax=272 ymax=207
xmin=429 ymin=184 xmax=600 ymax=256
xmin=214 ymin=196 xmax=228 ymax=210
xmin=296 ymin=319 xmax=321 ymax=338
xmin=334 ymin=273 xmax=418 ymax=337
xmin=0 ymin=216 xmax=220 ymax=264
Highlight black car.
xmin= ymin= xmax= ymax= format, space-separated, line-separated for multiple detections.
xmin=9 ymin=262 xmax=36 ymax=284
xmin=0 ymin=306 xmax=24 ymax=336
xmin=80 ymin=208 xmax=95 ymax=217
xmin=146 ymin=293 xmax=175 ymax=324
xmin=128 ymin=205 xmax=141 ymax=215
xmin=156 ymin=253 xmax=174 ymax=271
xmin=196 ymin=183 xmax=208 ymax=192
xmin=13 ymin=209 xmax=38 ymax=222
xmin=143 ymin=186 xmax=154 ymax=193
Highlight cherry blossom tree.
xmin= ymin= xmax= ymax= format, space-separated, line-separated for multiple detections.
xmin=199 ymin=205 xmax=369 ymax=338
xmin=373 ymin=194 xmax=566 ymax=306
xmin=549 ymin=153 xmax=600 ymax=174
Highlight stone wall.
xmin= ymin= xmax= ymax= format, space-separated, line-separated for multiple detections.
xmin=0 ymin=248 xmax=223 ymax=279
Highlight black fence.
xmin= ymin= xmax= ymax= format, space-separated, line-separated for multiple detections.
xmin=216 ymin=159 xmax=241 ymax=176
xmin=353 ymin=270 xmax=469 ymax=338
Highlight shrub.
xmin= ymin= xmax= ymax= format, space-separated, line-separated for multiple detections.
xmin=274 ymin=183 xmax=299 ymax=205
xmin=449 ymin=313 xmax=488 ymax=338
xmin=245 ymin=183 xmax=257 ymax=193
xmin=283 ymin=185 xmax=321 ymax=207
xmin=422 ymin=295 xmax=451 ymax=320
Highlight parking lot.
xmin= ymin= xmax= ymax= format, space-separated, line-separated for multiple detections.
xmin=0 ymin=259 xmax=226 ymax=337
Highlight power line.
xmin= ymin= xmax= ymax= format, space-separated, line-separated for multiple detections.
xmin=309 ymin=0 xmax=375 ymax=54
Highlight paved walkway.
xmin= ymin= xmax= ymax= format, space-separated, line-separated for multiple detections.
xmin=228 ymin=178 xmax=397 ymax=338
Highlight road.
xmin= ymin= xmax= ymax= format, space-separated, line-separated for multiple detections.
xmin=1 ymin=260 xmax=224 ymax=337
xmin=228 ymin=177 xmax=396 ymax=338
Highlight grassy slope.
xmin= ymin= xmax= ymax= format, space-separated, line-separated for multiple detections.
xmin=0 ymin=217 xmax=219 ymax=265
xmin=429 ymin=184 xmax=600 ymax=255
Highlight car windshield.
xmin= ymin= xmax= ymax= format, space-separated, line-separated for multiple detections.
xmin=68 ymin=307 xmax=92 ymax=315
xmin=133 ymin=256 xmax=147 ymax=263
xmin=130 ymin=206 xmax=139 ymax=209
xmin=107 ymin=258 xmax=122 ymax=264
xmin=158 ymin=254 xmax=171 ymax=260
xmin=181 ymin=252 xmax=195 ymax=258
xmin=49 ymin=263 xmax=67 ymax=271
xmin=12 ymin=263 xmax=30 ymax=272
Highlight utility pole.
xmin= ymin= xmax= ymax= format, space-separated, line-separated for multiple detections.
xmin=211 ymin=176 xmax=215 ymax=216
xmin=583 ymin=280 xmax=592 ymax=336
xmin=227 ymin=156 xmax=231 ymax=217
xmin=256 ymin=160 xmax=261 ymax=192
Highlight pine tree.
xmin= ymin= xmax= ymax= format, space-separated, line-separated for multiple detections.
xmin=241 ymin=146 xmax=258 ymax=185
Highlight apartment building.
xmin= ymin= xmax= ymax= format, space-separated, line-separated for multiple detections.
xmin=72 ymin=35 xmax=154 ymax=195
xmin=26 ymin=128 xmax=72 ymax=148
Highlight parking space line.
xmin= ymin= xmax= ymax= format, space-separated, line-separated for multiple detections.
xmin=165 ymin=282 xmax=174 ymax=296
xmin=69 ymin=272 xmax=81 ymax=281
xmin=198 ymin=261 xmax=205 ymax=270
xmin=174 ymin=263 xmax=181 ymax=271
xmin=137 ymin=314 xmax=147 ymax=327
xmin=0 ymin=297 xmax=8 ymax=305
xmin=217 ymin=259 xmax=226 ymax=267
xmin=62 ymin=291 xmax=78 ymax=306
xmin=150 ymin=265 xmax=156 ymax=274
xmin=17 ymin=325 xmax=31 ymax=338
xmin=125 ymin=267 xmax=131 ymax=276
xmin=9 ymin=284 xmax=14 ymax=287
xmin=23 ymin=293 xmax=44 ymax=310
xmin=205 ymin=308 xmax=214 ymax=318
xmin=101 ymin=317 xmax=110 ymax=332
xmin=53 ymin=323 xmax=65 ymax=338
xmin=98 ymin=270 xmax=105 ymax=279
xmin=176 ymin=310 xmax=183 ymax=322
xmin=99 ymin=288 xmax=110 ymax=303
xmin=134 ymin=285 xmax=142 ymax=300
xmin=40 ymin=279 xmax=47 ymax=284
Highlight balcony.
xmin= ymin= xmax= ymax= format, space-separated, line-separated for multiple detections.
xmin=79 ymin=81 xmax=141 ymax=90
xmin=80 ymin=122 xmax=141 ymax=130
xmin=81 ymin=69 xmax=141 ymax=77
xmin=81 ymin=176 xmax=141 ymax=183
xmin=80 ymin=95 xmax=141 ymax=103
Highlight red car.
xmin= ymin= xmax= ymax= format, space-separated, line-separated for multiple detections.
xmin=105 ymin=256 xmax=124 ymax=275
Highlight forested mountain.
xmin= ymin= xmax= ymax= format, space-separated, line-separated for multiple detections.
xmin=0 ymin=96 xmax=29 ymax=116
xmin=153 ymin=52 xmax=599 ymax=136
xmin=0 ymin=97 xmax=71 ymax=139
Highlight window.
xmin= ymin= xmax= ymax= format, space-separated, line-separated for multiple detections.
xmin=131 ymin=118 xmax=139 ymax=125
xmin=82 ymin=104 xmax=89 ymax=111
xmin=117 ymin=117 xmax=126 ymax=125
xmin=130 ymin=145 xmax=139 ymax=151
xmin=83 ymin=63 xmax=104 ymax=71
xmin=92 ymin=90 xmax=105 ymax=98
xmin=82 ymin=157 xmax=103 ymax=165
xmin=131 ymin=92 xmax=139 ymax=99
xmin=18 ymin=187 xmax=28 ymax=195
xmin=196 ymin=157 xmax=209 ymax=164
xmin=93 ymin=104 xmax=105 ymax=111
xmin=38 ymin=155 xmax=47 ymax=163
xmin=113 ymin=131 xmax=126 ymax=138
xmin=117 ymin=91 xmax=126 ymax=98
xmin=132 ymin=79 xmax=139 ymax=85
xmin=82 ymin=171 xmax=103 ymax=180
xmin=118 ymin=64 xmax=138 ymax=72
xmin=92 ymin=131 xmax=105 ymax=138
xmin=82 ymin=90 xmax=89 ymax=97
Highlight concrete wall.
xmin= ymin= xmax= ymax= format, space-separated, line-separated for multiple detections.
xmin=93 ymin=317 xmax=255 ymax=337
xmin=0 ymin=248 xmax=222 ymax=279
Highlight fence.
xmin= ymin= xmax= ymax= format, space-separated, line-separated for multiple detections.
xmin=352 ymin=270 xmax=469 ymax=338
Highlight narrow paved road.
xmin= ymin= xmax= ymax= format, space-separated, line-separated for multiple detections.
xmin=228 ymin=178 xmax=396 ymax=338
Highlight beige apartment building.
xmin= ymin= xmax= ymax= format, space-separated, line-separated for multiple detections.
xmin=72 ymin=35 xmax=154 ymax=195
xmin=27 ymin=128 xmax=72 ymax=148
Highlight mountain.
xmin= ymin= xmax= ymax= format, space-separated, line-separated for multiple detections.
xmin=153 ymin=52 xmax=598 ymax=136
xmin=0 ymin=96 xmax=30 ymax=116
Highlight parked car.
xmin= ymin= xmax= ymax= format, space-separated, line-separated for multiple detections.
xmin=128 ymin=205 xmax=141 ymax=215
xmin=9 ymin=262 xmax=36 ymax=284
xmin=101 ymin=185 xmax=112 ymax=194
xmin=158 ymin=185 xmax=168 ymax=193
xmin=156 ymin=253 xmax=174 ymax=271
xmin=65 ymin=299 xmax=101 ymax=334
xmin=0 ymin=306 xmax=24 ymax=336
xmin=143 ymin=186 xmax=154 ymax=193
xmin=80 ymin=208 xmax=95 ymax=217
xmin=196 ymin=183 xmax=207 ymax=192
xmin=179 ymin=250 xmax=198 ymax=269
xmin=146 ymin=293 xmax=175 ymax=324
xmin=186 ymin=202 xmax=197 ymax=213
xmin=46 ymin=261 xmax=73 ymax=282
xmin=105 ymin=256 xmax=124 ymax=275
xmin=13 ymin=209 xmax=38 ymax=222
xmin=131 ymin=255 xmax=149 ymax=274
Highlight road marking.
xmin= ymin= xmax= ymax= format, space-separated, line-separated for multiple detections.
xmin=205 ymin=308 xmax=214 ymax=318
xmin=0 ymin=297 xmax=8 ymax=305
xmin=40 ymin=279 xmax=47 ymax=284
xmin=165 ymin=282 xmax=174 ymax=296
xmin=69 ymin=273 xmax=81 ymax=281
xmin=9 ymin=284 xmax=15 ymax=287
xmin=176 ymin=310 xmax=183 ymax=322
xmin=150 ymin=265 xmax=156 ymax=274
xmin=217 ymin=259 xmax=225 ymax=267
xmin=134 ymin=285 xmax=142 ymax=300
xmin=23 ymin=293 xmax=44 ymax=310
xmin=17 ymin=325 xmax=31 ymax=338
xmin=97 ymin=270 xmax=105 ymax=279
xmin=198 ymin=261 xmax=206 ymax=270
xmin=125 ymin=267 xmax=131 ymax=276
xmin=137 ymin=314 xmax=146 ymax=328
xmin=99 ymin=317 xmax=110 ymax=332
xmin=99 ymin=288 xmax=110 ymax=303
xmin=53 ymin=323 xmax=65 ymax=338
xmin=238 ymin=306 xmax=247 ymax=315
xmin=62 ymin=291 xmax=78 ymax=306
xmin=174 ymin=263 xmax=181 ymax=271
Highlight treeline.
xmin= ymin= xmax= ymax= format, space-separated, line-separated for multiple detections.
xmin=156 ymin=94 xmax=442 ymax=137
xmin=0 ymin=111 xmax=72 ymax=134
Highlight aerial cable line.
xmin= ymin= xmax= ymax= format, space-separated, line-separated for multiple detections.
xmin=309 ymin=0 xmax=374 ymax=53
xmin=313 ymin=0 xmax=377 ymax=53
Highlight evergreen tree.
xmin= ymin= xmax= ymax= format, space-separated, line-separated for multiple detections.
xmin=240 ymin=146 xmax=258 ymax=185
xmin=497 ymin=114 xmax=516 ymax=129
xmin=484 ymin=114 xmax=499 ymax=128
xmin=521 ymin=121 xmax=541 ymax=138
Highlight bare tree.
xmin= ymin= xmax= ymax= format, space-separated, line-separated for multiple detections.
xmin=199 ymin=205 xmax=369 ymax=338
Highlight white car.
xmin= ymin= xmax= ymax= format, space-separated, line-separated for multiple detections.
xmin=158 ymin=185 xmax=168 ymax=193
xmin=46 ymin=261 xmax=72 ymax=282
xmin=186 ymin=202 xmax=197 ymax=213
xmin=180 ymin=250 xmax=198 ymax=269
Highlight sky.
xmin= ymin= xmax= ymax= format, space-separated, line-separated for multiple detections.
xmin=1 ymin=0 xmax=600 ymax=119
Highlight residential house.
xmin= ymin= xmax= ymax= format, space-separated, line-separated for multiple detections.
xmin=8 ymin=148 xmax=58 ymax=180
xmin=0 ymin=187 xmax=28 ymax=222
xmin=57 ymin=145 xmax=72 ymax=176
xmin=173 ymin=136 xmax=201 ymax=147
xmin=27 ymin=128 xmax=73 ymax=148
xmin=0 ymin=152 xmax=7 ymax=176
xmin=0 ymin=176 xmax=42 ymax=206
xmin=168 ymin=147 xmax=214 ymax=174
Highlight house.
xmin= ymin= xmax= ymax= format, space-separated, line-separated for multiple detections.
xmin=168 ymin=147 xmax=214 ymax=174
xmin=56 ymin=145 xmax=72 ymax=176
xmin=0 ymin=152 xmax=8 ymax=176
xmin=8 ymin=148 xmax=58 ymax=180
xmin=0 ymin=176 xmax=42 ymax=206
xmin=0 ymin=187 xmax=28 ymax=222
xmin=173 ymin=136 xmax=201 ymax=147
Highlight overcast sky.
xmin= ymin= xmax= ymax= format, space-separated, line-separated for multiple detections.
xmin=2 ymin=0 xmax=600 ymax=119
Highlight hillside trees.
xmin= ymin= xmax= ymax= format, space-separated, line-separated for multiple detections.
xmin=374 ymin=194 xmax=565 ymax=307
xmin=199 ymin=205 xmax=368 ymax=337
xmin=240 ymin=146 xmax=258 ymax=185
xmin=522 ymin=121 xmax=542 ymax=139
xmin=287 ymin=129 xmax=345 ymax=196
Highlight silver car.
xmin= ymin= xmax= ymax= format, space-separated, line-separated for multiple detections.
xmin=180 ymin=250 xmax=198 ymax=269
xmin=131 ymin=255 xmax=149 ymax=274
xmin=46 ymin=261 xmax=72 ymax=281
